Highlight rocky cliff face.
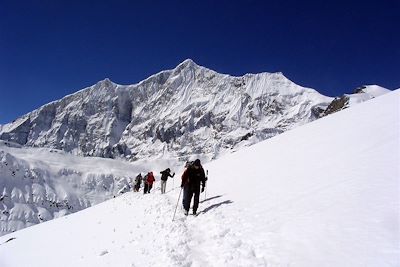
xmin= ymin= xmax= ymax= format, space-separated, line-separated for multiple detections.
xmin=0 ymin=59 xmax=333 ymax=162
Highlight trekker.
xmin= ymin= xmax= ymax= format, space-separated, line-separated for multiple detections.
xmin=143 ymin=173 xmax=149 ymax=194
xmin=144 ymin=172 xmax=155 ymax=194
xmin=134 ymin=173 xmax=142 ymax=192
xmin=181 ymin=159 xmax=206 ymax=215
xmin=160 ymin=168 xmax=175 ymax=194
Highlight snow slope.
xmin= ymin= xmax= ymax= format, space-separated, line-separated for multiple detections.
xmin=359 ymin=85 xmax=391 ymax=97
xmin=322 ymin=85 xmax=392 ymax=116
xmin=347 ymin=85 xmax=391 ymax=105
xmin=0 ymin=90 xmax=398 ymax=267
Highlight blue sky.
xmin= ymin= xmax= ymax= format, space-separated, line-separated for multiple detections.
xmin=0 ymin=0 xmax=399 ymax=124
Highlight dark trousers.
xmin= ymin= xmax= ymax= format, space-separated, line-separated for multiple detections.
xmin=134 ymin=183 xmax=140 ymax=192
xmin=144 ymin=183 xmax=153 ymax=194
xmin=183 ymin=185 xmax=200 ymax=213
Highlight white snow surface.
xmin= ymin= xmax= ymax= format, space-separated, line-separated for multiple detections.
xmin=0 ymin=90 xmax=399 ymax=266
xmin=347 ymin=85 xmax=391 ymax=106
xmin=361 ymin=85 xmax=392 ymax=97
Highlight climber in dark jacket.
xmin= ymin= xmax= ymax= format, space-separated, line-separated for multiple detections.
xmin=181 ymin=159 xmax=206 ymax=215
xmin=134 ymin=173 xmax=142 ymax=192
xmin=160 ymin=168 xmax=175 ymax=194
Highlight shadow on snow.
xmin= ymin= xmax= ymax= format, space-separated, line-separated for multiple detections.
xmin=200 ymin=200 xmax=233 ymax=214
xmin=200 ymin=195 xmax=223 ymax=204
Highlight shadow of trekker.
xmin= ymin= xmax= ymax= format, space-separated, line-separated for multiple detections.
xmin=165 ymin=186 xmax=181 ymax=194
xmin=200 ymin=200 xmax=233 ymax=214
xmin=200 ymin=195 xmax=223 ymax=204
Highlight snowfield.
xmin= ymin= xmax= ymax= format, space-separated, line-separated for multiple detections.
xmin=0 ymin=90 xmax=398 ymax=266
xmin=346 ymin=85 xmax=391 ymax=105
xmin=0 ymin=141 xmax=184 ymax=236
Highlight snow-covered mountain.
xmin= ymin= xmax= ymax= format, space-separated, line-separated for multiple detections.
xmin=0 ymin=138 xmax=190 ymax=236
xmin=0 ymin=140 xmax=130 ymax=236
xmin=321 ymin=85 xmax=391 ymax=116
xmin=1 ymin=89 xmax=398 ymax=267
xmin=0 ymin=60 xmax=393 ymax=237
xmin=0 ymin=59 xmax=334 ymax=162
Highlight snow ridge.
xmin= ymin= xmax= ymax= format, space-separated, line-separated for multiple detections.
xmin=0 ymin=59 xmax=333 ymax=162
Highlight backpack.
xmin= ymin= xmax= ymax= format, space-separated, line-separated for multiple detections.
xmin=147 ymin=172 xmax=155 ymax=184
xmin=185 ymin=161 xmax=194 ymax=168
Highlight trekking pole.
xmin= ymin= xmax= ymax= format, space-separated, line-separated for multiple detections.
xmin=204 ymin=170 xmax=208 ymax=201
xmin=172 ymin=187 xmax=183 ymax=222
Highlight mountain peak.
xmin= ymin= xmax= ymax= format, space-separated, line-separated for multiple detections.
xmin=356 ymin=85 xmax=391 ymax=98
xmin=99 ymin=77 xmax=113 ymax=84
xmin=174 ymin=58 xmax=201 ymax=72
xmin=94 ymin=78 xmax=115 ymax=89
xmin=179 ymin=58 xmax=197 ymax=67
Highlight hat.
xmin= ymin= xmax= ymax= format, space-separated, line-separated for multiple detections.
xmin=194 ymin=159 xmax=201 ymax=166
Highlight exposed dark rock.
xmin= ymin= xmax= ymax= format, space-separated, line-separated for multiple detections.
xmin=311 ymin=106 xmax=325 ymax=118
xmin=240 ymin=132 xmax=253 ymax=141
xmin=353 ymin=86 xmax=367 ymax=94
xmin=322 ymin=96 xmax=350 ymax=116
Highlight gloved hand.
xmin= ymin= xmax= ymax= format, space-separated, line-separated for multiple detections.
xmin=201 ymin=186 xmax=205 ymax=193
